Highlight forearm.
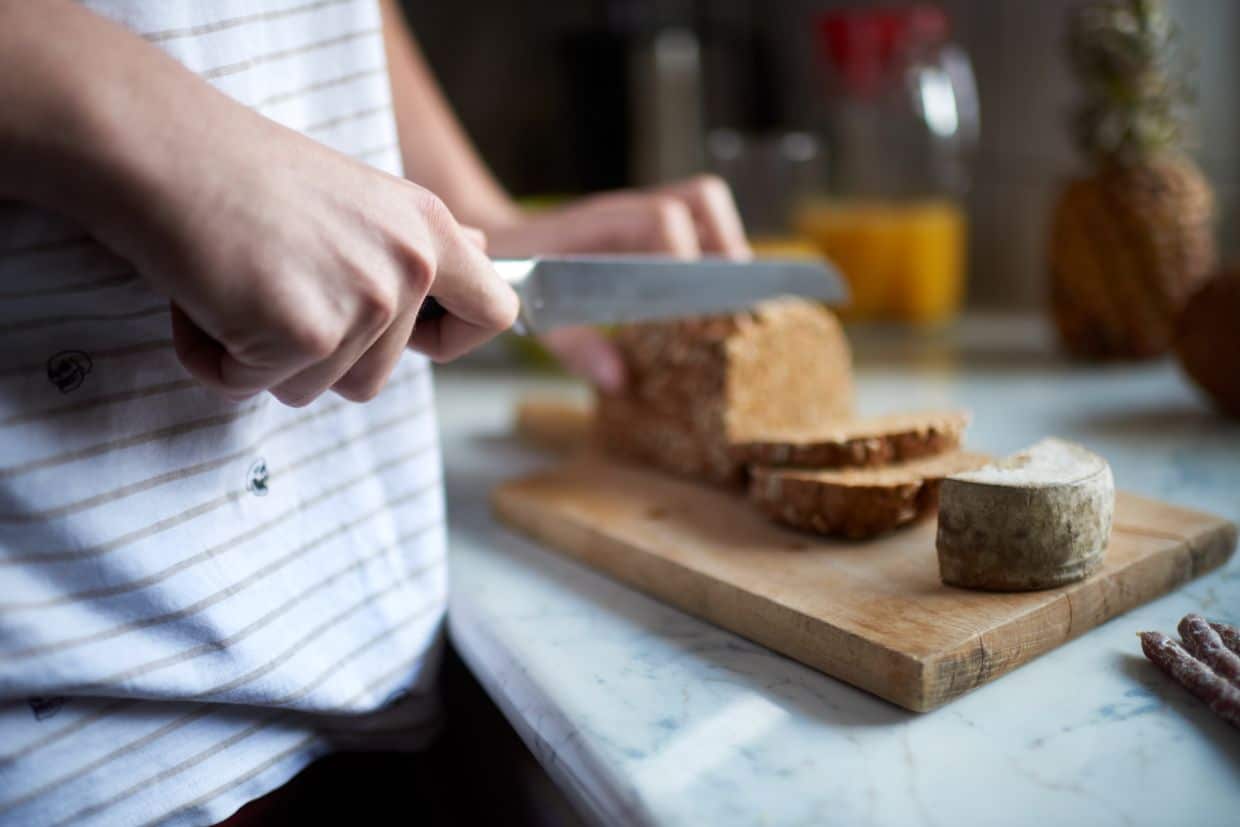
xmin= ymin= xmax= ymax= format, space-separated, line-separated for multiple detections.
xmin=379 ymin=0 xmax=520 ymax=231
xmin=0 ymin=0 xmax=262 ymax=255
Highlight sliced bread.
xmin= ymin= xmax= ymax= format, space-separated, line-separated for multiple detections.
xmin=731 ymin=410 xmax=970 ymax=468
xmin=597 ymin=298 xmax=854 ymax=485
xmin=750 ymin=451 xmax=991 ymax=539
xmin=514 ymin=396 xmax=592 ymax=454
xmin=595 ymin=395 xmax=740 ymax=482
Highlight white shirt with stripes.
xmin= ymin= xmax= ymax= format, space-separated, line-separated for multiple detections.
xmin=0 ymin=2 xmax=447 ymax=825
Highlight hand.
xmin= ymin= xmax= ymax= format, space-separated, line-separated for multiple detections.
xmin=102 ymin=87 xmax=516 ymax=407
xmin=485 ymin=175 xmax=752 ymax=392
xmin=0 ymin=2 xmax=517 ymax=407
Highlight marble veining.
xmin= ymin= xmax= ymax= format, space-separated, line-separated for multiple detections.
xmin=438 ymin=325 xmax=1240 ymax=827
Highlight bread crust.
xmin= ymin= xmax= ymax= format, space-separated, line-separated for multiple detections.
xmin=749 ymin=451 xmax=990 ymax=539
xmin=595 ymin=395 xmax=744 ymax=486
xmin=596 ymin=299 xmax=853 ymax=486
xmin=732 ymin=411 xmax=969 ymax=468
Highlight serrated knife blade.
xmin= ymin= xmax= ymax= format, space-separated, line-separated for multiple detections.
xmin=486 ymin=255 xmax=848 ymax=335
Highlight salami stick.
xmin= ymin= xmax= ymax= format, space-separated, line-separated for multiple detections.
xmin=1178 ymin=614 xmax=1240 ymax=687
xmin=1139 ymin=632 xmax=1240 ymax=728
xmin=1209 ymin=621 xmax=1240 ymax=657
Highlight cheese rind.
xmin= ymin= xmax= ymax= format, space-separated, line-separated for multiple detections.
xmin=936 ymin=438 xmax=1114 ymax=591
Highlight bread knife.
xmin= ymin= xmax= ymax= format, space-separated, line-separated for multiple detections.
xmin=418 ymin=255 xmax=849 ymax=335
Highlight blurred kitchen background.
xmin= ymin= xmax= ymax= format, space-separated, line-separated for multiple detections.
xmin=399 ymin=0 xmax=1239 ymax=319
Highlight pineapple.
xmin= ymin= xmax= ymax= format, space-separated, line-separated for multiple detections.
xmin=1048 ymin=0 xmax=1215 ymax=360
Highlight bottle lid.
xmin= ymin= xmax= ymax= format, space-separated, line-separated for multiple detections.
xmin=816 ymin=5 xmax=949 ymax=98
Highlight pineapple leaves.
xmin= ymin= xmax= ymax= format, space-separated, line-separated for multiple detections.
xmin=1066 ymin=0 xmax=1196 ymax=164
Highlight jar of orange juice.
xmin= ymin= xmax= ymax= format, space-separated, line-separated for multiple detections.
xmin=796 ymin=6 xmax=978 ymax=325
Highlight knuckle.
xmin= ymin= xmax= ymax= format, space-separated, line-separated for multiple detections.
xmin=649 ymin=196 xmax=690 ymax=228
xmin=357 ymin=278 xmax=398 ymax=330
xmin=416 ymin=190 xmax=454 ymax=231
xmin=690 ymin=173 xmax=729 ymax=200
xmin=402 ymin=246 xmax=435 ymax=296
xmin=282 ymin=319 xmax=338 ymax=361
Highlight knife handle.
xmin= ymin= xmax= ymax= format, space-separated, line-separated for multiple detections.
xmin=415 ymin=296 xmax=529 ymax=337
xmin=416 ymin=296 xmax=447 ymax=325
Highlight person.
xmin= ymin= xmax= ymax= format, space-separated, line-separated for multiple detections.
xmin=0 ymin=1 xmax=750 ymax=825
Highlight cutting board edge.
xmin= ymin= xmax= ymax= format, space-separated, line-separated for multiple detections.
xmin=920 ymin=515 xmax=1237 ymax=710
xmin=492 ymin=469 xmax=1239 ymax=714
xmin=493 ymin=481 xmax=937 ymax=711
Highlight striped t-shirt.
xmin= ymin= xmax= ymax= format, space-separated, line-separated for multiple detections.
xmin=0 ymin=2 xmax=448 ymax=825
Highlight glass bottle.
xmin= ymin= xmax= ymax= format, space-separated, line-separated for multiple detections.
xmin=795 ymin=6 xmax=979 ymax=325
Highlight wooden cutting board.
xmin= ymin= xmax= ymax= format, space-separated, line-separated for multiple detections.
xmin=493 ymin=451 xmax=1236 ymax=712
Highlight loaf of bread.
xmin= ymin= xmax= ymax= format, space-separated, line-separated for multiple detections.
xmin=937 ymin=438 xmax=1114 ymax=591
xmin=731 ymin=410 xmax=970 ymax=468
xmin=749 ymin=451 xmax=990 ymax=539
xmin=596 ymin=299 xmax=854 ymax=485
xmin=514 ymin=396 xmax=592 ymax=454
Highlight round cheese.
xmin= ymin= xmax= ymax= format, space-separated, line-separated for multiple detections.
xmin=936 ymin=438 xmax=1114 ymax=591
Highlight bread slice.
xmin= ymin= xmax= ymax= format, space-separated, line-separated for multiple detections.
xmin=596 ymin=298 xmax=854 ymax=485
xmin=750 ymin=451 xmax=990 ymax=539
xmin=937 ymin=438 xmax=1114 ymax=591
xmin=731 ymin=410 xmax=970 ymax=468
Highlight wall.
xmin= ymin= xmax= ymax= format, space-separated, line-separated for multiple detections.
xmin=400 ymin=0 xmax=1240 ymax=309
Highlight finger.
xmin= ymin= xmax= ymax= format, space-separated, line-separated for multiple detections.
xmin=218 ymin=342 xmax=329 ymax=402
xmin=526 ymin=194 xmax=699 ymax=257
xmin=640 ymin=196 xmax=701 ymax=259
xmin=656 ymin=175 xmax=752 ymax=260
xmin=172 ymin=304 xmax=291 ymax=401
xmin=171 ymin=303 xmax=234 ymax=396
xmin=333 ymin=309 xmax=417 ymax=402
xmin=540 ymin=327 xmax=626 ymax=392
xmin=269 ymin=308 xmax=392 ymax=406
xmin=409 ymin=310 xmax=506 ymax=365
xmin=460 ymin=225 xmax=488 ymax=251
xmin=479 ymin=194 xmax=700 ymax=258
xmin=409 ymin=227 xmax=519 ymax=362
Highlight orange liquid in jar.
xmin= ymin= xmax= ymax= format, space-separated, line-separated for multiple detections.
xmin=748 ymin=236 xmax=825 ymax=261
xmin=794 ymin=200 xmax=967 ymax=324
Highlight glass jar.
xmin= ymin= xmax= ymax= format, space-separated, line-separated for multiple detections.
xmin=795 ymin=6 xmax=979 ymax=325
xmin=706 ymin=129 xmax=826 ymax=258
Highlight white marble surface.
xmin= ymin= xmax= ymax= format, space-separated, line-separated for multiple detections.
xmin=438 ymin=319 xmax=1240 ymax=827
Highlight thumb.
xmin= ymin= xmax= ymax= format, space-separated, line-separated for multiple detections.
xmin=409 ymin=225 xmax=518 ymax=362
xmin=460 ymin=225 xmax=488 ymax=251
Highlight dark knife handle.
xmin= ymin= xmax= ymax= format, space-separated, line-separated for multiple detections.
xmin=416 ymin=293 xmax=529 ymax=336
xmin=417 ymin=296 xmax=447 ymax=324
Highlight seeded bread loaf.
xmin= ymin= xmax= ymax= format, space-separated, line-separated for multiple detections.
xmin=750 ymin=451 xmax=990 ymax=539
xmin=514 ymin=396 xmax=592 ymax=454
xmin=732 ymin=410 xmax=970 ymax=468
xmin=596 ymin=299 xmax=854 ymax=485
xmin=594 ymin=395 xmax=740 ymax=482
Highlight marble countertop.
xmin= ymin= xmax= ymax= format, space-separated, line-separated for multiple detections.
xmin=437 ymin=318 xmax=1240 ymax=827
